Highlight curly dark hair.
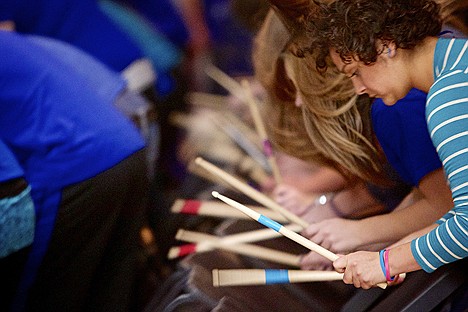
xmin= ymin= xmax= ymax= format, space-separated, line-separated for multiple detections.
xmin=308 ymin=0 xmax=443 ymax=71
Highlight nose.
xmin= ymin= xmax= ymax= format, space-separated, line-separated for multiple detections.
xmin=351 ymin=78 xmax=367 ymax=95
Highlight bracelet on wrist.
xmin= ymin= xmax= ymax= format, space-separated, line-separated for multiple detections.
xmin=383 ymin=249 xmax=395 ymax=282
xmin=379 ymin=249 xmax=386 ymax=279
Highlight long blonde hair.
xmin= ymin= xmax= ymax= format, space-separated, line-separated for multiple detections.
xmin=253 ymin=9 xmax=385 ymax=183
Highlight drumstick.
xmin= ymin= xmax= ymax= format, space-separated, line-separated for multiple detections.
xmin=204 ymin=64 xmax=246 ymax=102
xmin=212 ymin=191 xmax=388 ymax=289
xmin=211 ymin=115 xmax=270 ymax=172
xmin=187 ymin=160 xmax=235 ymax=191
xmin=194 ymin=157 xmax=309 ymax=228
xmin=171 ymin=199 xmax=288 ymax=222
xmin=186 ymin=91 xmax=228 ymax=109
xmin=212 ymin=269 xmax=343 ymax=287
xmin=174 ymin=223 xmax=303 ymax=252
xmin=168 ymin=232 xmax=301 ymax=267
xmin=241 ymin=79 xmax=282 ymax=185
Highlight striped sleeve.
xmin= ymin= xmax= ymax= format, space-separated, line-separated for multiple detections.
xmin=411 ymin=38 xmax=468 ymax=272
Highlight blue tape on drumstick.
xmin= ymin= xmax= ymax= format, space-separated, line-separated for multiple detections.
xmin=265 ymin=269 xmax=290 ymax=284
xmin=258 ymin=215 xmax=282 ymax=232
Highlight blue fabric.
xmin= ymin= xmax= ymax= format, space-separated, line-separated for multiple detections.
xmin=0 ymin=140 xmax=23 ymax=183
xmin=122 ymin=0 xmax=254 ymax=76
xmin=122 ymin=0 xmax=189 ymax=48
xmin=0 ymin=31 xmax=145 ymax=308
xmin=0 ymin=186 xmax=35 ymax=258
xmin=27 ymin=35 xmax=126 ymax=102
xmin=0 ymin=141 xmax=34 ymax=259
xmin=99 ymin=0 xmax=182 ymax=74
xmin=372 ymin=88 xmax=442 ymax=186
xmin=0 ymin=0 xmax=143 ymax=71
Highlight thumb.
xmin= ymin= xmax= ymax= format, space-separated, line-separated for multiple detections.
xmin=333 ymin=255 xmax=347 ymax=273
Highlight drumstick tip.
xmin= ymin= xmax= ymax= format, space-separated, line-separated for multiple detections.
xmin=212 ymin=191 xmax=220 ymax=198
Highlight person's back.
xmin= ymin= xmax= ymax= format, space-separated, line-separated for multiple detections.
xmin=0 ymin=30 xmax=148 ymax=312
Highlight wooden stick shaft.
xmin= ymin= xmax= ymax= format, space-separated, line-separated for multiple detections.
xmin=187 ymin=160 xmax=236 ymax=191
xmin=171 ymin=199 xmax=289 ymax=222
xmin=204 ymin=64 xmax=246 ymax=101
xmin=195 ymin=157 xmax=308 ymax=228
xmin=186 ymin=92 xmax=228 ymax=109
xmin=212 ymin=192 xmax=387 ymax=289
xmin=213 ymin=191 xmax=337 ymax=261
xmin=241 ymin=79 xmax=282 ymax=184
xmin=212 ymin=269 xmax=343 ymax=286
xmin=169 ymin=231 xmax=301 ymax=267
xmin=176 ymin=223 xmax=303 ymax=247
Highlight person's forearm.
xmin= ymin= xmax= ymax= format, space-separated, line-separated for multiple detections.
xmin=386 ymin=243 xmax=422 ymax=277
xmin=170 ymin=0 xmax=210 ymax=44
xmin=357 ymin=197 xmax=442 ymax=246
xmin=0 ymin=20 xmax=15 ymax=31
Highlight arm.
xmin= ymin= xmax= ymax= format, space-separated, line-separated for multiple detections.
xmin=170 ymin=0 xmax=210 ymax=52
xmin=301 ymin=169 xmax=452 ymax=270
xmin=0 ymin=20 xmax=14 ymax=31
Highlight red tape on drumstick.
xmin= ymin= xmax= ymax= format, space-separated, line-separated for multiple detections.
xmin=180 ymin=200 xmax=202 ymax=214
xmin=177 ymin=243 xmax=197 ymax=257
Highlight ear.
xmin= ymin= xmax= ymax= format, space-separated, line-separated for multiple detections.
xmin=385 ymin=42 xmax=397 ymax=58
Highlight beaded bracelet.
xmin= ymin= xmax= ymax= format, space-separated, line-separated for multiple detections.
xmin=384 ymin=249 xmax=395 ymax=282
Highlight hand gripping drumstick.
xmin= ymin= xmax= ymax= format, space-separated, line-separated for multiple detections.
xmin=212 ymin=191 xmax=387 ymax=289
xmin=194 ymin=157 xmax=309 ymax=228
xmin=212 ymin=269 xmax=343 ymax=287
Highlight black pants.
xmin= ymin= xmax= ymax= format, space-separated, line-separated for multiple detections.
xmin=25 ymin=149 xmax=149 ymax=312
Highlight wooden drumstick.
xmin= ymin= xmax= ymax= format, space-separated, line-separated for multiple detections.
xmin=212 ymin=191 xmax=388 ymax=289
xmin=241 ymin=79 xmax=282 ymax=185
xmin=170 ymin=199 xmax=289 ymax=222
xmin=194 ymin=157 xmax=309 ymax=228
xmin=212 ymin=269 xmax=343 ymax=287
xmin=186 ymin=91 xmax=228 ymax=109
xmin=204 ymin=64 xmax=246 ymax=102
xmin=174 ymin=223 xmax=303 ymax=252
xmin=168 ymin=231 xmax=301 ymax=267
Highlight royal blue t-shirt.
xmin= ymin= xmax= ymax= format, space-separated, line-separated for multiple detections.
xmin=0 ymin=0 xmax=143 ymax=71
xmin=0 ymin=31 xmax=145 ymax=309
xmin=372 ymin=89 xmax=442 ymax=186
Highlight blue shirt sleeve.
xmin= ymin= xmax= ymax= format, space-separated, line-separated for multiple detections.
xmin=372 ymin=88 xmax=442 ymax=186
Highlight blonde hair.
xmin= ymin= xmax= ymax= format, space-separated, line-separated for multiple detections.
xmin=253 ymin=9 xmax=385 ymax=183
xmin=254 ymin=1 xmax=466 ymax=184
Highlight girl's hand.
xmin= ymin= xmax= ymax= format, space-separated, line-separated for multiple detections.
xmin=333 ymin=251 xmax=386 ymax=289
xmin=303 ymin=218 xmax=364 ymax=252
xmin=272 ymin=184 xmax=315 ymax=216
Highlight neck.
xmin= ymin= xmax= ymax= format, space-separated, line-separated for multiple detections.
xmin=408 ymin=37 xmax=438 ymax=92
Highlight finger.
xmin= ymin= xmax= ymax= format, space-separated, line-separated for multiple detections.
xmin=333 ymin=255 xmax=347 ymax=273
xmin=303 ymin=224 xmax=319 ymax=237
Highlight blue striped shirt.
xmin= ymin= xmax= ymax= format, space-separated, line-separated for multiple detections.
xmin=411 ymin=38 xmax=468 ymax=272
